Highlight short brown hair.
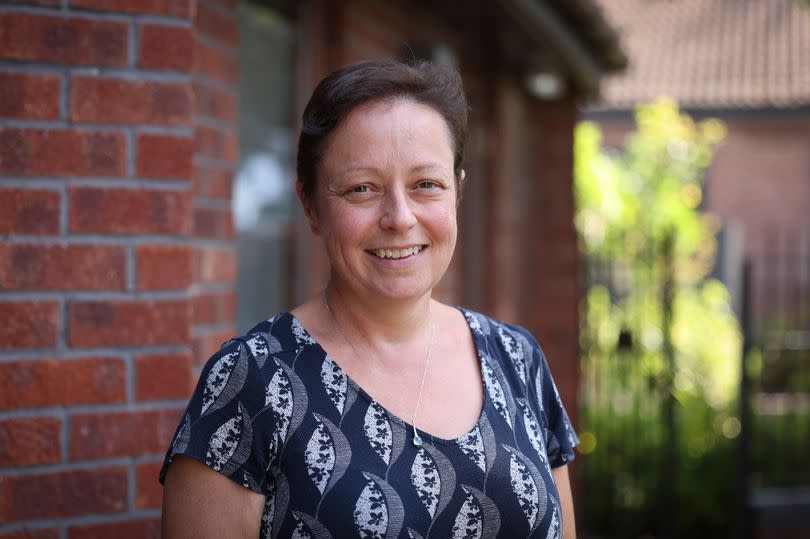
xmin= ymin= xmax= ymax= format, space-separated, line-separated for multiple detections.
xmin=296 ymin=59 xmax=468 ymax=202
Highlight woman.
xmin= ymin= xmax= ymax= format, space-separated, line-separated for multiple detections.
xmin=161 ymin=59 xmax=578 ymax=538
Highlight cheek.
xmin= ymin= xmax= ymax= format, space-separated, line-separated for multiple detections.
xmin=429 ymin=204 xmax=458 ymax=243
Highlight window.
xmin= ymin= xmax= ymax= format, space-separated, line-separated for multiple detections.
xmin=234 ymin=2 xmax=296 ymax=331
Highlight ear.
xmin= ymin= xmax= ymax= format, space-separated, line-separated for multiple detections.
xmin=296 ymin=182 xmax=320 ymax=235
xmin=456 ymin=169 xmax=466 ymax=206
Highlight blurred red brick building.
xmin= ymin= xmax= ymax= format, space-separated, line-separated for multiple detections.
xmin=588 ymin=0 xmax=810 ymax=328
xmin=0 ymin=0 xmax=623 ymax=534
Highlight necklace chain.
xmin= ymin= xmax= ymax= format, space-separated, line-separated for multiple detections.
xmin=323 ymin=293 xmax=435 ymax=447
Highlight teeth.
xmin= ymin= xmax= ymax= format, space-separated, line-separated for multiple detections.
xmin=374 ymin=246 xmax=422 ymax=259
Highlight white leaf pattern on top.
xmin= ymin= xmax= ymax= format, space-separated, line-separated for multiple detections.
xmin=364 ymin=402 xmax=392 ymax=465
xmin=247 ymin=334 xmax=269 ymax=363
xmin=545 ymin=499 xmax=562 ymax=539
xmin=320 ymin=355 xmax=347 ymax=415
xmin=497 ymin=325 xmax=527 ymax=386
xmin=353 ymin=473 xmax=388 ymax=538
xmin=304 ymin=415 xmax=335 ymax=494
xmin=504 ymin=445 xmax=549 ymax=534
xmin=464 ymin=310 xmax=484 ymax=335
xmin=162 ymin=309 xmax=577 ymax=539
xmin=261 ymin=477 xmax=276 ymax=539
xmin=481 ymin=355 xmax=512 ymax=429
xmin=266 ymin=365 xmax=292 ymax=439
xmin=517 ymin=398 xmax=547 ymax=464
xmin=201 ymin=350 xmax=239 ymax=415
xmin=457 ymin=426 xmax=486 ymax=472
xmin=206 ymin=413 xmax=241 ymax=471
xmin=291 ymin=517 xmax=312 ymax=539
xmin=507 ymin=447 xmax=539 ymax=529
xmin=411 ymin=447 xmax=440 ymax=517
xmin=465 ymin=486 xmax=502 ymax=538
xmin=452 ymin=487 xmax=482 ymax=539
xmin=291 ymin=317 xmax=316 ymax=348
xmin=293 ymin=512 xmax=333 ymax=539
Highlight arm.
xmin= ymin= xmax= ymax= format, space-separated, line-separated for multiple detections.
xmin=162 ymin=455 xmax=266 ymax=539
xmin=552 ymin=464 xmax=576 ymax=539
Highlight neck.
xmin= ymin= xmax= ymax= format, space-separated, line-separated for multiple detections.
xmin=323 ymin=282 xmax=433 ymax=347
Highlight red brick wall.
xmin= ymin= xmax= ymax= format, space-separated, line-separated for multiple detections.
xmin=0 ymin=0 xmax=237 ymax=535
xmin=189 ymin=0 xmax=238 ymax=368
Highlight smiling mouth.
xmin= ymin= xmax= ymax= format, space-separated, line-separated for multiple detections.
xmin=369 ymin=245 xmax=425 ymax=260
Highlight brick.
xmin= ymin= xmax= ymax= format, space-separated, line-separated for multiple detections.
xmin=135 ymin=352 xmax=193 ymax=400
xmin=194 ymin=123 xmax=238 ymax=161
xmin=0 ymin=301 xmax=58 ymax=350
xmin=193 ymin=39 xmax=237 ymax=84
xmin=0 ymin=71 xmax=60 ymax=120
xmin=6 ymin=0 xmax=61 ymax=5
xmin=0 ymin=243 xmax=126 ymax=290
xmin=193 ymin=206 xmax=234 ymax=239
xmin=68 ymin=299 xmax=191 ymax=347
xmin=0 ymin=530 xmax=60 ymax=539
xmin=70 ymin=0 xmax=194 ymax=18
xmin=196 ymin=2 xmax=238 ymax=47
xmin=194 ymin=165 xmax=233 ymax=199
xmin=194 ymin=244 xmax=237 ymax=284
xmin=69 ymin=519 xmax=161 ymax=539
xmin=0 ymin=357 xmax=125 ymax=410
xmin=193 ymin=82 xmax=237 ymax=123
xmin=136 ymin=244 xmax=193 ymax=290
xmin=192 ymin=290 xmax=235 ymax=325
xmin=71 ymin=76 xmax=192 ymax=126
xmin=69 ymin=186 xmax=192 ymax=235
xmin=139 ymin=24 xmax=194 ymax=71
xmin=0 ymin=128 xmax=126 ymax=177
xmin=0 ymin=417 xmax=61 ymax=466
xmin=0 ymin=12 xmax=128 ymax=66
xmin=135 ymin=461 xmax=163 ymax=509
xmin=136 ymin=133 xmax=193 ymax=179
xmin=0 ymin=188 xmax=60 ymax=235
xmin=70 ymin=408 xmax=183 ymax=460
xmin=0 ymin=466 xmax=127 ymax=521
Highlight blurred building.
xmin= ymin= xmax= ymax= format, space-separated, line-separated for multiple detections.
xmin=0 ymin=0 xmax=624 ymax=534
xmin=586 ymin=1 xmax=810 ymax=537
xmin=587 ymin=0 xmax=810 ymax=331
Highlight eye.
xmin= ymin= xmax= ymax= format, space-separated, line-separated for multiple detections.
xmin=417 ymin=180 xmax=440 ymax=190
xmin=349 ymin=184 xmax=370 ymax=194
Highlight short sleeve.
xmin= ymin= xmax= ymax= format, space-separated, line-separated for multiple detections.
xmin=518 ymin=327 xmax=580 ymax=468
xmin=159 ymin=338 xmax=270 ymax=493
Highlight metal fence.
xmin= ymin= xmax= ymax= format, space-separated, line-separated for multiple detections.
xmin=577 ymin=229 xmax=810 ymax=538
xmin=740 ymin=234 xmax=810 ymax=538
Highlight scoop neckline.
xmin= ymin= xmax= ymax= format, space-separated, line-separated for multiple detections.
xmin=284 ymin=307 xmax=491 ymax=447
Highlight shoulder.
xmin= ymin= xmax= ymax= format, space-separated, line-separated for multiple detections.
xmin=458 ymin=308 xmax=548 ymax=388
xmin=214 ymin=311 xmax=317 ymax=367
xmin=459 ymin=308 xmax=542 ymax=358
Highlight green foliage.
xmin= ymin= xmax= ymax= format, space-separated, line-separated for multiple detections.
xmin=575 ymin=99 xmax=744 ymax=537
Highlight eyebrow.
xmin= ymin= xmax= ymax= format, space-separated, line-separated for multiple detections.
xmin=332 ymin=162 xmax=451 ymax=177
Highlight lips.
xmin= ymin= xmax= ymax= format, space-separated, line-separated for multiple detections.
xmin=369 ymin=245 xmax=425 ymax=259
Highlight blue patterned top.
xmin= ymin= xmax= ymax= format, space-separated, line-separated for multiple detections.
xmin=160 ymin=309 xmax=578 ymax=538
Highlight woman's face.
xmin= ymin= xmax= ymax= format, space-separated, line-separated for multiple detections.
xmin=307 ymin=98 xmax=458 ymax=304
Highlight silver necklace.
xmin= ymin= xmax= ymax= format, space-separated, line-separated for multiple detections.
xmin=323 ymin=293 xmax=436 ymax=447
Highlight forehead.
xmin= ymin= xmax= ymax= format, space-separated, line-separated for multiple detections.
xmin=322 ymin=98 xmax=454 ymax=171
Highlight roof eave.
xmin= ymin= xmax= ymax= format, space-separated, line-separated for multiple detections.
xmin=498 ymin=0 xmax=627 ymax=97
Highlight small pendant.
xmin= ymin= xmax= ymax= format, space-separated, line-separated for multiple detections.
xmin=412 ymin=433 xmax=423 ymax=447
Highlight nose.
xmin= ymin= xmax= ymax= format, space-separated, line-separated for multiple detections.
xmin=379 ymin=187 xmax=417 ymax=231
